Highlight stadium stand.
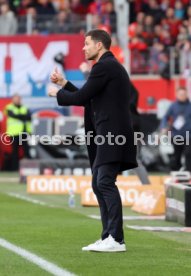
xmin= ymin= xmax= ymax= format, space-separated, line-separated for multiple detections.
xmin=1 ymin=0 xmax=191 ymax=75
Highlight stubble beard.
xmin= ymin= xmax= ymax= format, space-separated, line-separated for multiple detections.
xmin=86 ymin=52 xmax=99 ymax=61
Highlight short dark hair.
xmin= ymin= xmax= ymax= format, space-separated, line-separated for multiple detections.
xmin=85 ymin=29 xmax=111 ymax=50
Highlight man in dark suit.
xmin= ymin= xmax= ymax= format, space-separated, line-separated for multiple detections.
xmin=79 ymin=63 xmax=150 ymax=184
xmin=49 ymin=29 xmax=137 ymax=252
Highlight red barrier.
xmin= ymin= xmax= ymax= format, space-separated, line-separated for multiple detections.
xmin=0 ymin=98 xmax=12 ymax=169
xmin=133 ymin=78 xmax=176 ymax=111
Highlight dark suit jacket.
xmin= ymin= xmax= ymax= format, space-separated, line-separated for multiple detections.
xmin=129 ymin=82 xmax=141 ymax=133
xmin=57 ymin=51 xmax=137 ymax=171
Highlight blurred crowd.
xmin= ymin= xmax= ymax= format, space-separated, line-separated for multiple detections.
xmin=0 ymin=0 xmax=116 ymax=34
xmin=129 ymin=0 xmax=191 ymax=75
xmin=1 ymin=0 xmax=191 ymax=75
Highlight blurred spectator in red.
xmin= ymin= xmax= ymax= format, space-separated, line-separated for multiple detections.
xmin=129 ymin=23 xmax=148 ymax=74
xmin=17 ymin=0 xmax=34 ymax=16
xmin=88 ymin=0 xmax=106 ymax=15
xmin=133 ymin=0 xmax=150 ymax=14
xmin=129 ymin=12 xmax=145 ymax=38
xmin=161 ymin=7 xmax=181 ymax=39
xmin=70 ymin=0 xmax=88 ymax=14
xmin=132 ymin=23 xmax=148 ymax=47
xmin=110 ymin=35 xmax=124 ymax=64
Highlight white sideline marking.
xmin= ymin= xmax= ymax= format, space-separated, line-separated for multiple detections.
xmin=0 ymin=177 xmax=19 ymax=182
xmin=7 ymin=192 xmax=57 ymax=208
xmin=0 ymin=238 xmax=76 ymax=276
xmin=89 ymin=215 xmax=165 ymax=220
xmin=7 ymin=193 xmax=166 ymax=222
xmin=126 ymin=225 xmax=191 ymax=232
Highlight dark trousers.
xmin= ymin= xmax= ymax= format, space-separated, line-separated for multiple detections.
xmin=11 ymin=135 xmax=30 ymax=171
xmin=172 ymin=139 xmax=191 ymax=172
xmin=92 ymin=162 xmax=124 ymax=243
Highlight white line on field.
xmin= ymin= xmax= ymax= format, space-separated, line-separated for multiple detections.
xmin=7 ymin=192 xmax=57 ymax=208
xmin=89 ymin=215 xmax=165 ymax=220
xmin=0 ymin=177 xmax=19 ymax=182
xmin=6 ymin=193 xmax=165 ymax=222
xmin=0 ymin=238 xmax=76 ymax=276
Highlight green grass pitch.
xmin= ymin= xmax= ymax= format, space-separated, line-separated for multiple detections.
xmin=0 ymin=175 xmax=191 ymax=276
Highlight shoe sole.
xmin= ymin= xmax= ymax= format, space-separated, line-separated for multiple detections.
xmin=82 ymin=248 xmax=91 ymax=251
xmin=90 ymin=247 xmax=126 ymax=252
xmin=82 ymin=245 xmax=102 ymax=251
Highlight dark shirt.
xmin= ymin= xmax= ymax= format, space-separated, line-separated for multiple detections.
xmin=160 ymin=100 xmax=191 ymax=137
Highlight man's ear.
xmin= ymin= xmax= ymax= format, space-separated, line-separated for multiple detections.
xmin=97 ymin=41 xmax=103 ymax=50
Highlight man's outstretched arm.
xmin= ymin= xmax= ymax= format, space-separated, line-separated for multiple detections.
xmin=49 ymin=62 xmax=108 ymax=106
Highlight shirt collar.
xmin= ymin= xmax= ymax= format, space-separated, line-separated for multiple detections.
xmin=99 ymin=51 xmax=114 ymax=61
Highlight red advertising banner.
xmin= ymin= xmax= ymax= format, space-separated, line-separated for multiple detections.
xmin=0 ymin=34 xmax=85 ymax=97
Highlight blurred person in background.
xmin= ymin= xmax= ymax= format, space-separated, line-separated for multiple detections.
xmin=17 ymin=5 xmax=39 ymax=34
xmin=160 ymin=0 xmax=171 ymax=12
xmin=147 ymin=0 xmax=163 ymax=24
xmin=102 ymin=0 xmax=116 ymax=33
xmin=161 ymin=7 xmax=181 ymax=40
xmin=149 ymin=41 xmax=165 ymax=74
xmin=143 ymin=15 xmax=155 ymax=45
xmin=179 ymin=39 xmax=191 ymax=75
xmin=174 ymin=0 xmax=185 ymax=20
xmin=110 ymin=34 xmax=124 ymax=64
xmin=36 ymin=0 xmax=56 ymax=15
xmin=51 ymin=0 xmax=65 ymax=11
xmin=17 ymin=0 xmax=34 ymax=15
xmin=128 ymin=12 xmax=145 ymax=39
xmin=160 ymin=87 xmax=191 ymax=172
xmin=91 ymin=13 xmax=111 ymax=34
xmin=129 ymin=82 xmax=151 ymax=184
xmin=70 ymin=0 xmax=88 ymax=14
xmin=51 ymin=9 xmax=71 ymax=33
xmin=0 ymin=2 xmax=18 ymax=35
xmin=4 ymin=94 xmax=32 ymax=171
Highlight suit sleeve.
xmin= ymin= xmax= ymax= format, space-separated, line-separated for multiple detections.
xmin=57 ymin=62 xmax=107 ymax=106
xmin=64 ymin=81 xmax=79 ymax=92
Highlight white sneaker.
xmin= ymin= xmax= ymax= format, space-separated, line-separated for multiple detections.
xmin=84 ymin=235 xmax=126 ymax=252
xmin=82 ymin=239 xmax=102 ymax=251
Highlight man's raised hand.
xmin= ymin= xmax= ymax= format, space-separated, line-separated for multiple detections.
xmin=48 ymin=86 xmax=59 ymax=97
xmin=50 ymin=67 xmax=67 ymax=87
